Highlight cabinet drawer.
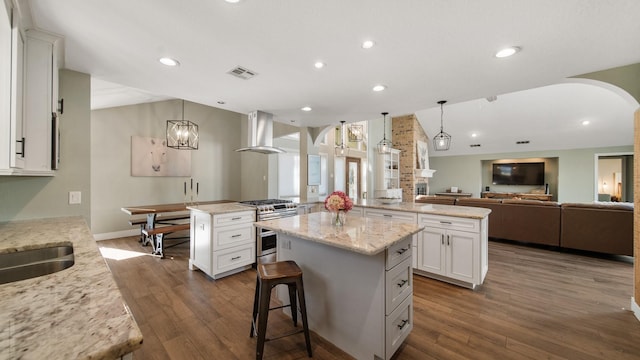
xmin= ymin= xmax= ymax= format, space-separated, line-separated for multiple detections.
xmin=386 ymin=236 xmax=412 ymax=270
xmin=385 ymin=294 xmax=413 ymax=360
xmin=214 ymin=211 xmax=254 ymax=226
xmin=213 ymin=224 xmax=254 ymax=250
xmin=385 ymin=257 xmax=412 ymax=315
xmin=213 ymin=243 xmax=255 ymax=273
xmin=364 ymin=209 xmax=417 ymax=223
xmin=419 ymin=214 xmax=478 ymax=233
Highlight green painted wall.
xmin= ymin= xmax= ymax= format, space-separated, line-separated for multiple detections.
xmin=91 ymin=99 xmax=244 ymax=235
xmin=0 ymin=69 xmax=91 ymax=223
xmin=429 ymin=146 xmax=633 ymax=203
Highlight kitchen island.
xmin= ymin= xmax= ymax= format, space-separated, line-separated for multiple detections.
xmin=256 ymin=211 xmax=424 ymax=360
xmin=0 ymin=217 xmax=143 ymax=359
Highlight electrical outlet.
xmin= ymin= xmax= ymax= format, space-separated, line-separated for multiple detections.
xmin=69 ymin=191 xmax=82 ymax=205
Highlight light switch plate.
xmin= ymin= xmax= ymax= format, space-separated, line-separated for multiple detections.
xmin=69 ymin=191 xmax=82 ymax=204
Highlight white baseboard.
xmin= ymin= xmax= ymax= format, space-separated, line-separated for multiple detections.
xmin=631 ymin=297 xmax=640 ymax=322
xmin=93 ymin=228 xmax=139 ymax=241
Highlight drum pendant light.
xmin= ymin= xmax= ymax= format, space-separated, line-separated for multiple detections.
xmin=433 ymin=100 xmax=451 ymax=151
xmin=377 ymin=112 xmax=392 ymax=154
xmin=334 ymin=121 xmax=349 ymax=157
xmin=167 ymin=100 xmax=199 ymax=150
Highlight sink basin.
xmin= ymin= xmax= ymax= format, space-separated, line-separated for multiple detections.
xmin=0 ymin=245 xmax=74 ymax=285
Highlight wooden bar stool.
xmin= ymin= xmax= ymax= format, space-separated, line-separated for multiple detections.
xmin=250 ymin=260 xmax=312 ymax=360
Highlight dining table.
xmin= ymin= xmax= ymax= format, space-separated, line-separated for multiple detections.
xmin=121 ymin=199 xmax=237 ymax=246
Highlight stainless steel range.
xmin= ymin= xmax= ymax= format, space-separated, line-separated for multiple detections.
xmin=239 ymin=199 xmax=298 ymax=264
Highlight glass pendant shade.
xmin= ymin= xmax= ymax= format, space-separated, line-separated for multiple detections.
xmin=334 ymin=121 xmax=349 ymax=157
xmin=167 ymin=100 xmax=199 ymax=150
xmin=433 ymin=100 xmax=451 ymax=151
xmin=334 ymin=144 xmax=348 ymax=157
xmin=377 ymin=112 xmax=391 ymax=154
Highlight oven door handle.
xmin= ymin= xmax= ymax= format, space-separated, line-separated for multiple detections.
xmin=259 ymin=229 xmax=277 ymax=237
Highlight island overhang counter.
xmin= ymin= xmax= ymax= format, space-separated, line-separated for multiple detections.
xmin=255 ymin=211 xmax=424 ymax=360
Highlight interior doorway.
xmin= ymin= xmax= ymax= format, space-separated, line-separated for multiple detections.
xmin=595 ymin=153 xmax=633 ymax=202
xmin=346 ymin=157 xmax=361 ymax=200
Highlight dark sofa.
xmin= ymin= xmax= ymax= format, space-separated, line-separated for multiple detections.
xmin=417 ymin=196 xmax=633 ymax=256
xmin=499 ymin=199 xmax=562 ymax=247
xmin=560 ymin=202 xmax=633 ymax=256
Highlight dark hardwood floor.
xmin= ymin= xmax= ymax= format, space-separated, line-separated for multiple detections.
xmin=98 ymin=237 xmax=640 ymax=359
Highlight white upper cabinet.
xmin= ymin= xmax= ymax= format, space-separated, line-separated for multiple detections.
xmin=0 ymin=6 xmax=62 ymax=176
xmin=0 ymin=1 xmax=14 ymax=172
xmin=10 ymin=7 xmax=24 ymax=169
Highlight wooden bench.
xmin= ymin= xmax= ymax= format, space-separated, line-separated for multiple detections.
xmin=129 ymin=214 xmax=190 ymax=245
xmin=141 ymin=223 xmax=190 ymax=258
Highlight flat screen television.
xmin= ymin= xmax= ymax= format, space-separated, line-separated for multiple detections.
xmin=492 ymin=162 xmax=545 ymax=185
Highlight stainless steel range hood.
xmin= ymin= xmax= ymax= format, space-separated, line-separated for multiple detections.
xmin=235 ymin=110 xmax=285 ymax=154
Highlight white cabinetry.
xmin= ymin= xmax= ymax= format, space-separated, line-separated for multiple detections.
xmin=0 ymin=24 xmax=61 ymax=176
xmin=416 ymin=214 xmax=488 ymax=289
xmin=0 ymin=3 xmax=17 ymax=172
xmin=9 ymin=8 xmax=24 ymax=169
xmin=375 ymin=149 xmax=402 ymax=200
xmin=364 ymin=208 xmax=418 ymax=268
xmin=190 ymin=210 xmax=256 ymax=279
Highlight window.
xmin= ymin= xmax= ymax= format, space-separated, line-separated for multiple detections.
xmin=278 ymin=152 xmax=300 ymax=197
xmin=319 ymin=153 xmax=328 ymax=196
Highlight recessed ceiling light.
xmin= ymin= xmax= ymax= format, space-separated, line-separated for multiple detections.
xmin=495 ymin=46 xmax=521 ymax=58
xmin=225 ymin=0 xmax=241 ymax=3
xmin=159 ymin=57 xmax=180 ymax=66
xmin=582 ymin=120 xmax=590 ymax=126
xmin=301 ymin=106 xmax=312 ymax=112
xmin=362 ymin=40 xmax=375 ymax=49
xmin=372 ymin=84 xmax=386 ymax=92
xmin=314 ymin=61 xmax=325 ymax=69
xmin=471 ymin=133 xmax=478 ymax=138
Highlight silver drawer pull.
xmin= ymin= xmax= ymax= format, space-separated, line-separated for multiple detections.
xmin=231 ymin=234 xmax=242 ymax=238
xmin=397 ymin=279 xmax=408 ymax=287
xmin=231 ymin=217 xmax=242 ymax=220
xmin=396 ymin=247 xmax=409 ymax=255
xmin=231 ymin=256 xmax=241 ymax=261
xmin=383 ymin=214 xmax=392 ymax=217
xmin=397 ymin=319 xmax=409 ymax=330
xmin=439 ymin=221 xmax=452 ymax=224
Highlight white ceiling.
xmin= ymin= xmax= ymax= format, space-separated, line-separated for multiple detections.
xmin=24 ymin=0 xmax=640 ymax=156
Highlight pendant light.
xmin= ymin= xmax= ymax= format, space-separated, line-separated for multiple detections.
xmin=433 ymin=100 xmax=451 ymax=151
xmin=167 ymin=100 xmax=199 ymax=150
xmin=377 ymin=112 xmax=392 ymax=154
xmin=335 ymin=121 xmax=349 ymax=157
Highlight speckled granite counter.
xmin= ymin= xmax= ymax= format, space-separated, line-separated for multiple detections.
xmin=187 ymin=202 xmax=253 ymax=214
xmin=0 ymin=217 xmax=143 ymax=359
xmin=256 ymin=211 xmax=423 ymax=255
xmin=352 ymin=199 xmax=491 ymax=219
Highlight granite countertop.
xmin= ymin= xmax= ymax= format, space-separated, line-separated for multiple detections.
xmin=352 ymin=199 xmax=491 ymax=219
xmin=255 ymin=212 xmax=424 ymax=256
xmin=0 ymin=217 xmax=143 ymax=359
xmin=187 ymin=202 xmax=254 ymax=214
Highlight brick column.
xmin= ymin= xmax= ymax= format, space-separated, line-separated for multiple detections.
xmin=391 ymin=114 xmax=431 ymax=201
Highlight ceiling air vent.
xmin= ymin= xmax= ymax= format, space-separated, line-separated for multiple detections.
xmin=470 ymin=144 xmax=481 ymax=148
xmin=227 ymin=66 xmax=257 ymax=80
xmin=516 ymin=140 xmax=530 ymax=144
